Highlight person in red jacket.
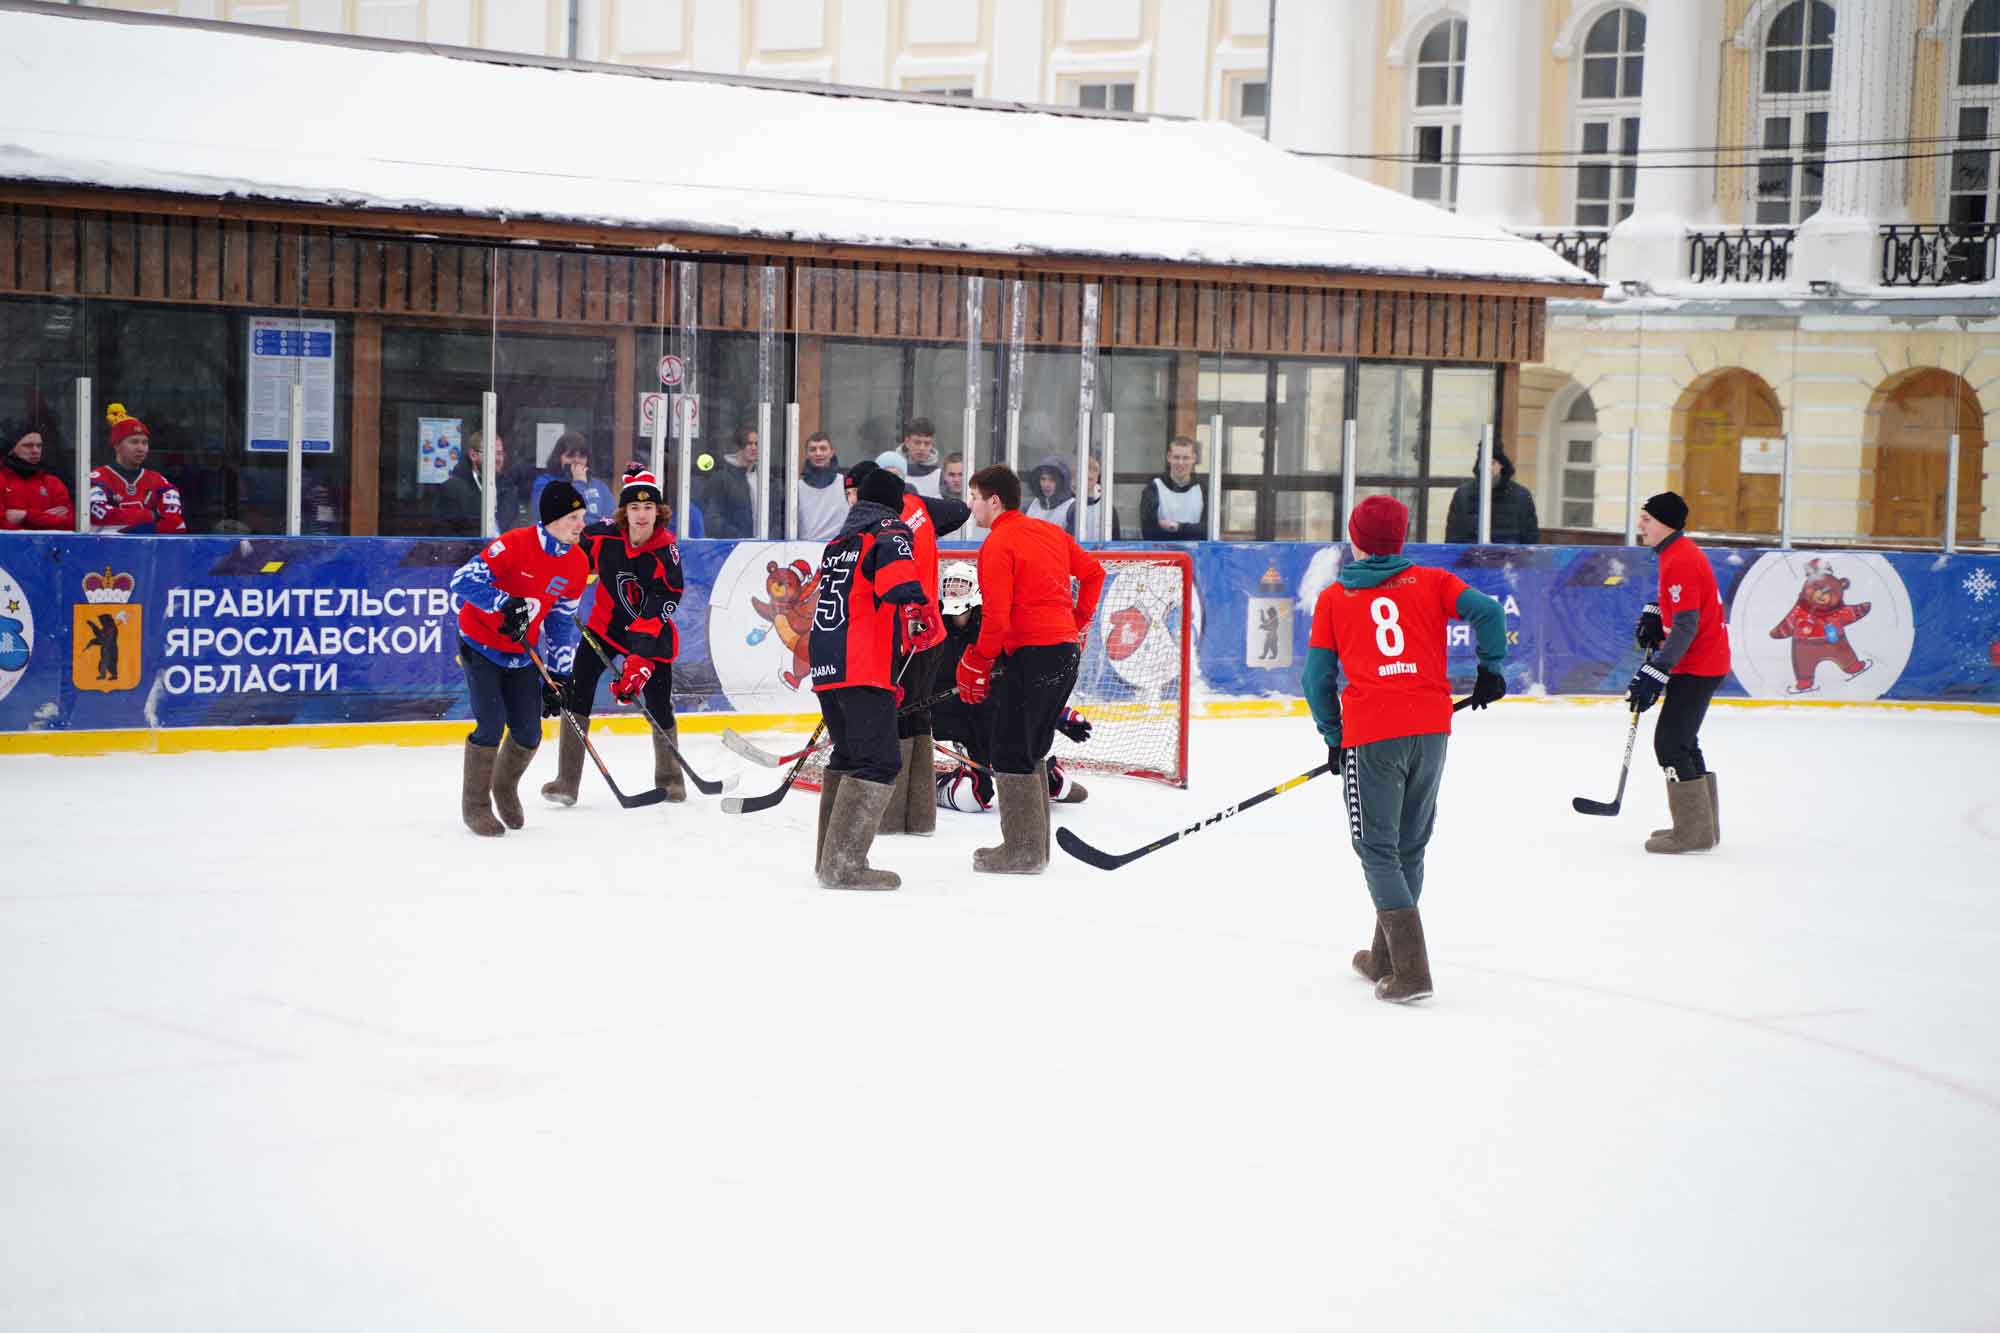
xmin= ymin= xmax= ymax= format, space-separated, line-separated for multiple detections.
xmin=541 ymin=467 xmax=688 ymax=807
xmin=955 ymin=463 xmax=1105 ymax=875
xmin=1 ymin=426 xmax=74 ymax=531
xmin=448 ymin=481 xmax=590 ymax=836
xmin=89 ymin=405 xmax=185 ymax=534
xmin=808 ymin=465 xmax=940 ymax=890
xmin=1627 ymin=491 xmax=1730 ymax=854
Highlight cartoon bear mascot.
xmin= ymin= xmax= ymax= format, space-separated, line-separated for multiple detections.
xmin=1769 ymin=557 xmax=1871 ymax=693
xmin=751 ymin=558 xmax=819 ymax=689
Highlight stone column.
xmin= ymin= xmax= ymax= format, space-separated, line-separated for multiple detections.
xmin=1605 ymin=0 xmax=1726 ymax=288
xmin=1269 ymin=0 xmax=1376 ymax=178
xmin=1456 ymin=0 xmax=1545 ymax=225
xmin=1794 ymin=0 xmax=1918 ymax=286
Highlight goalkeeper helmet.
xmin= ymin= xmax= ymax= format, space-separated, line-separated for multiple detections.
xmin=939 ymin=560 xmax=981 ymax=616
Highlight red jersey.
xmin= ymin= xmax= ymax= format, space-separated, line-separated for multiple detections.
xmin=1 ymin=466 xmax=73 ymax=530
xmin=809 ymin=510 xmax=925 ymax=692
xmin=972 ymin=508 xmax=1106 ymax=659
xmin=1308 ymin=564 xmax=1471 ymax=748
xmin=452 ymin=525 xmax=589 ymax=665
xmin=579 ymin=521 xmax=683 ymax=663
xmin=1656 ymin=533 xmax=1731 ymax=677
xmin=901 ymin=492 xmax=942 ymax=601
xmin=89 ymin=464 xmax=185 ymax=533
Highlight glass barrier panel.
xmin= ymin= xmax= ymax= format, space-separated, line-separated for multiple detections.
xmin=373 ymin=241 xmax=496 ymax=537
xmin=1428 ymin=365 xmax=1497 ymax=543
xmin=0 ymin=294 xmax=89 ymax=535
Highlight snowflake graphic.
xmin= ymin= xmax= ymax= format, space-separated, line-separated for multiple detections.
xmin=1967 ymin=568 xmax=1998 ymax=603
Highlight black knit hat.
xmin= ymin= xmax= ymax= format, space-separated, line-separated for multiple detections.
xmin=845 ymin=459 xmax=878 ymax=492
xmin=539 ymin=479 xmax=586 ymax=526
xmin=1643 ymin=491 xmax=1690 ymax=530
xmin=858 ymin=467 xmax=905 ymax=510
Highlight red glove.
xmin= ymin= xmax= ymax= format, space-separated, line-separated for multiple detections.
xmin=626 ymin=615 xmax=664 ymax=639
xmin=955 ymin=648 xmax=994 ymax=705
xmin=903 ymin=602 xmax=946 ymax=653
xmin=612 ymin=656 xmax=654 ymax=705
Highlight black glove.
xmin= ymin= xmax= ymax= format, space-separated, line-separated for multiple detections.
xmin=1626 ymin=660 xmax=1668 ymax=714
xmin=1634 ymin=602 xmax=1664 ymax=653
xmin=1327 ymin=743 xmax=1343 ymax=775
xmin=496 ymin=595 xmax=532 ymax=642
xmin=1055 ymin=707 xmax=1093 ymax=744
xmin=1469 ymin=666 xmax=1507 ymax=710
xmin=541 ymin=672 xmax=571 ymax=718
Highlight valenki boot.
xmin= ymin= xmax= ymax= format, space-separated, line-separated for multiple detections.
xmin=491 ymin=737 xmax=536 ymax=830
xmin=814 ymin=770 xmax=847 ymax=879
xmin=1374 ymin=907 xmax=1433 ymax=1004
xmin=1645 ymin=773 xmax=1717 ymax=854
xmin=974 ymin=771 xmax=1049 ymax=875
xmin=1652 ymin=770 xmax=1720 ymax=845
xmin=820 ymin=776 xmax=902 ymax=890
xmin=652 ymin=721 xmax=687 ymax=803
xmin=905 ymin=733 xmax=938 ymax=837
xmin=1352 ymin=920 xmax=1391 ymax=983
xmin=540 ymin=721 xmax=585 ymax=806
xmin=878 ymin=737 xmax=915 ymax=835
xmin=461 ymin=742 xmax=505 ymax=837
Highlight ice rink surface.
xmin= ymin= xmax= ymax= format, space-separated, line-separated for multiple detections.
xmin=4 ymin=702 xmax=1998 ymax=1333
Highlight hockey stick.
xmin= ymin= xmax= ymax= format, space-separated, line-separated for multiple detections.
xmin=525 ymin=646 xmax=668 ymax=809
xmin=1572 ymin=706 xmax=1641 ymax=816
xmin=722 ymin=654 xmax=947 ymax=814
xmin=1057 ymin=697 xmax=1477 ymax=871
xmin=573 ymin=623 xmax=737 ymax=796
xmin=721 ymin=681 xmax=973 ymax=768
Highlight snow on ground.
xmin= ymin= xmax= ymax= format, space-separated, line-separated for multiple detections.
xmin=3 ymin=703 xmax=1997 ymax=1332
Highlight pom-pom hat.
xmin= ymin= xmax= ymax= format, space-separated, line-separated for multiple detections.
xmin=105 ymin=403 xmax=149 ymax=450
xmin=621 ymin=469 xmax=662 ymax=506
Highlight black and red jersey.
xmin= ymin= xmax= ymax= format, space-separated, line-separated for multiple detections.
xmin=809 ymin=504 xmax=926 ymax=692
xmin=579 ymin=520 xmax=683 ymax=663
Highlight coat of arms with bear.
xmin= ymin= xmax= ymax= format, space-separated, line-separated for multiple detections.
xmin=1768 ymin=557 xmax=1871 ymax=694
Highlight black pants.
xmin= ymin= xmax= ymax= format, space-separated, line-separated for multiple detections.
xmin=1654 ymin=673 xmax=1723 ymax=780
xmin=932 ymin=688 xmax=994 ymax=768
xmin=460 ymin=638 xmax=543 ymax=749
xmin=567 ymin=636 xmax=676 ymax=725
xmin=894 ymin=643 xmax=944 ymax=739
xmin=819 ymin=686 xmax=902 ymax=785
xmin=988 ymin=642 xmax=1081 ymax=776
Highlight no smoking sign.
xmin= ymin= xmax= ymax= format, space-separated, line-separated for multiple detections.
xmin=657 ymin=354 xmax=684 ymax=388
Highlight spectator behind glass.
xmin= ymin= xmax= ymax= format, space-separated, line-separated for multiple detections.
xmin=940 ymin=452 xmax=966 ymax=502
xmin=899 ymin=417 xmax=942 ymax=498
xmin=434 ymin=430 xmax=527 ymax=536
xmin=1084 ymin=455 xmax=1121 ymax=540
xmin=1443 ymin=440 xmax=1539 ymax=545
xmin=1139 ymin=435 xmax=1205 ymax=540
xmin=695 ymin=426 xmax=781 ymax=538
xmin=628 ymin=457 xmax=704 ymax=539
xmin=532 ymin=432 xmax=616 ymax=525
xmin=90 ymin=404 xmax=185 ymax=534
xmin=796 ymin=430 xmax=846 ymax=541
xmin=1022 ymin=456 xmax=1075 ymax=529
xmin=1 ymin=423 xmax=75 ymax=531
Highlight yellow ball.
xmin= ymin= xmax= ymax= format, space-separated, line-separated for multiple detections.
xmin=696 ymin=453 xmax=715 ymax=472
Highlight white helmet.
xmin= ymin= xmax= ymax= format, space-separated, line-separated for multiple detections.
xmin=939 ymin=560 xmax=980 ymax=616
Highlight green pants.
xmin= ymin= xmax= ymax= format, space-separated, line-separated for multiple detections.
xmin=1341 ymin=732 xmax=1449 ymax=912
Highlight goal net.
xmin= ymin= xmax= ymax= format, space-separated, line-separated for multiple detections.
xmin=794 ymin=547 xmax=1194 ymax=792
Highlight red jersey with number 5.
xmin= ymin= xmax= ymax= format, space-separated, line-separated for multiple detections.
xmin=808 ymin=513 xmax=925 ymax=692
xmin=1308 ymin=564 xmax=1471 ymax=747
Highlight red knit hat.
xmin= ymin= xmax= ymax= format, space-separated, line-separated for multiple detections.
xmin=105 ymin=403 xmax=149 ymax=449
xmin=1347 ymin=495 xmax=1408 ymax=555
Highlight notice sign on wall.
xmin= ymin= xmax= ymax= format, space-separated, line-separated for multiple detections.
xmin=1740 ymin=436 xmax=1786 ymax=475
xmin=247 ymin=317 xmax=336 ymax=453
xmin=417 ymin=418 xmax=462 ymax=487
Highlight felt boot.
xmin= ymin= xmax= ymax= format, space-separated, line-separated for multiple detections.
xmin=878 ymin=737 xmax=914 ymax=835
xmin=814 ymin=770 xmax=846 ymax=878
xmin=1645 ymin=773 xmax=1717 ymax=854
xmin=652 ymin=721 xmax=687 ymax=803
xmin=1374 ymin=907 xmax=1433 ymax=1004
xmin=540 ymin=721 xmax=585 ymax=806
xmin=491 ymin=736 xmax=536 ymax=830
xmin=461 ymin=742 xmax=505 ymax=837
xmin=905 ymin=733 xmax=937 ymax=836
xmin=1352 ymin=920 xmax=1391 ymax=983
xmin=974 ymin=770 xmax=1049 ymax=875
xmin=820 ymin=776 xmax=902 ymax=890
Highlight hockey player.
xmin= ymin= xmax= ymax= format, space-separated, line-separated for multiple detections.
xmin=1304 ymin=494 xmax=1506 ymax=1004
xmin=809 ymin=466 xmax=942 ymax=890
xmin=540 ymin=467 xmax=687 ymax=807
xmin=90 ymin=404 xmax=185 ymax=534
xmin=448 ymin=480 xmax=590 ymax=836
xmin=1627 ymin=491 xmax=1729 ymax=854
xmin=955 ymin=464 xmax=1105 ymax=874
xmin=931 ymin=559 xmax=1094 ymax=813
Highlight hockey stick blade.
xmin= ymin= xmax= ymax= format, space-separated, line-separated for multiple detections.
xmin=1057 ymin=762 xmax=1333 ymax=871
xmin=1571 ymin=795 xmax=1622 ymax=816
xmin=722 ymin=728 xmax=805 ymax=768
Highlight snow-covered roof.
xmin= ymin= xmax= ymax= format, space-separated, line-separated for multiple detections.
xmin=0 ymin=6 xmax=1595 ymax=291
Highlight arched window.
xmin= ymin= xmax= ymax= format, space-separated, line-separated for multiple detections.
xmin=1948 ymin=0 xmax=2000 ymax=234
xmin=1410 ymin=18 xmax=1466 ymax=209
xmin=1573 ymin=7 xmax=1646 ymax=226
xmin=1754 ymin=0 xmax=1835 ymax=224
xmin=1557 ymin=390 xmax=1600 ymax=528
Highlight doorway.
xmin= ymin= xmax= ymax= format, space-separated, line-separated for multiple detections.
xmin=1673 ymin=369 xmax=1784 ymax=534
xmin=1870 ymin=369 xmax=1985 ymax=543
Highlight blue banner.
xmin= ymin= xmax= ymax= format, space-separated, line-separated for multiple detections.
xmin=2 ymin=535 xmax=1996 ymax=735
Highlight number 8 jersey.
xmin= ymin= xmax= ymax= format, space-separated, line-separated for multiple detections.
xmin=1308 ymin=564 xmax=1472 ymax=747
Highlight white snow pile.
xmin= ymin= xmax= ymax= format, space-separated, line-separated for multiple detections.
xmin=0 ymin=7 xmax=1595 ymax=287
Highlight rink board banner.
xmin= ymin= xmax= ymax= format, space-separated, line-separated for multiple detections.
xmin=1 ymin=536 xmax=1997 ymax=734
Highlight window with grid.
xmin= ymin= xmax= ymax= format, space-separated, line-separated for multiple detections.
xmin=1072 ymin=80 xmax=1136 ymax=112
xmin=1573 ymin=7 xmax=1644 ymax=226
xmin=1231 ymin=78 xmax=1268 ymax=136
xmin=1950 ymin=0 xmax=2000 ymax=225
xmin=1410 ymin=18 xmax=1466 ymax=209
xmin=1558 ymin=391 xmax=1599 ymax=528
xmin=1754 ymin=0 xmax=1835 ymax=224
